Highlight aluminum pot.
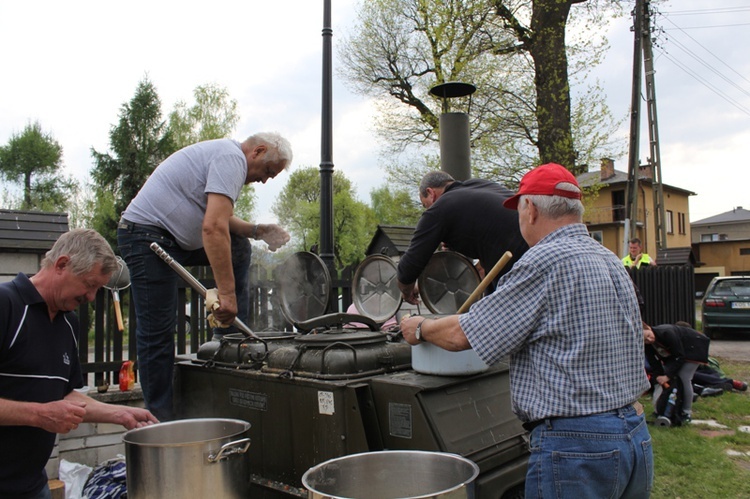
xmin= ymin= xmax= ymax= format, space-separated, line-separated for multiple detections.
xmin=411 ymin=342 xmax=488 ymax=376
xmin=123 ymin=418 xmax=251 ymax=499
xmin=302 ymin=450 xmax=479 ymax=499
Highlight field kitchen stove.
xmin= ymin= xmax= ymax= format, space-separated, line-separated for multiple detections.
xmin=172 ymin=251 xmax=529 ymax=498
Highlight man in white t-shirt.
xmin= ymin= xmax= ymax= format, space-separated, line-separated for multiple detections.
xmin=117 ymin=132 xmax=292 ymax=420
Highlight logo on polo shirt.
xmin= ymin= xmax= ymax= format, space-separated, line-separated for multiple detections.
xmin=63 ymin=353 xmax=70 ymax=366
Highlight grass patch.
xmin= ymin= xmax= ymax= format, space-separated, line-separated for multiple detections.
xmin=645 ymin=357 xmax=750 ymax=498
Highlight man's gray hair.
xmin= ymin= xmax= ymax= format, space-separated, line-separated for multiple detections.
xmin=523 ymin=182 xmax=584 ymax=220
xmin=419 ymin=171 xmax=455 ymax=197
xmin=41 ymin=229 xmax=118 ymax=275
xmin=245 ymin=132 xmax=293 ymax=169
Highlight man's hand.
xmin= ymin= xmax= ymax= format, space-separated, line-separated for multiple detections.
xmin=400 ymin=315 xmax=424 ymax=345
xmin=213 ymin=291 xmax=238 ymax=325
xmin=257 ymin=224 xmax=290 ymax=251
xmin=36 ymin=400 xmax=87 ymax=434
xmin=398 ymin=281 xmax=421 ymax=305
xmin=111 ymin=406 xmax=159 ymax=430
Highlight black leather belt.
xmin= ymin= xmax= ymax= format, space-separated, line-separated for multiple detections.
xmin=522 ymin=419 xmax=547 ymax=432
xmin=118 ymin=219 xmax=174 ymax=239
xmin=522 ymin=402 xmax=643 ymax=433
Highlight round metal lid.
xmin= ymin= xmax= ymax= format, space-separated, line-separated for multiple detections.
xmin=352 ymin=254 xmax=402 ymax=323
xmin=418 ymin=251 xmax=480 ymax=314
xmin=276 ymin=252 xmax=331 ymax=325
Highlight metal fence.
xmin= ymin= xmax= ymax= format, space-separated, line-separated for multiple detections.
xmin=78 ymin=263 xmax=356 ymax=388
xmin=78 ymin=262 xmax=694 ymax=387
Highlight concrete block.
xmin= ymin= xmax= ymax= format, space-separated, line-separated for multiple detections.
xmin=58 ymin=437 xmax=86 ymax=452
xmin=86 ymin=432 xmax=124 ymax=448
xmin=45 ymin=457 xmax=60 ymax=479
xmin=59 ymin=448 xmax=98 ymax=468
xmin=97 ymin=444 xmax=126 ymax=463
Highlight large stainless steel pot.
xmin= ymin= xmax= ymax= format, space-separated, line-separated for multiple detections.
xmin=123 ymin=418 xmax=251 ymax=499
xmin=302 ymin=450 xmax=479 ymax=499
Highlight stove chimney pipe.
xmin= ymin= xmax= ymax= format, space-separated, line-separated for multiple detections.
xmin=429 ymin=82 xmax=477 ymax=181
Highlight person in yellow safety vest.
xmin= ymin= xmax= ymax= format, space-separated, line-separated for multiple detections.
xmin=623 ymin=238 xmax=655 ymax=269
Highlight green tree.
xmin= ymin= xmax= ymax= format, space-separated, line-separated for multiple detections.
xmin=272 ymin=167 xmax=376 ymax=268
xmin=370 ymin=185 xmax=421 ymax=226
xmin=90 ymin=78 xmax=174 ymax=243
xmin=169 ymin=83 xmax=240 ymax=149
xmin=0 ymin=121 xmax=77 ymax=211
xmin=339 ymin=0 xmax=624 ymax=185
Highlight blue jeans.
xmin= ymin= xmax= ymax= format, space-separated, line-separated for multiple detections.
xmin=525 ymin=404 xmax=653 ymax=499
xmin=30 ymin=483 xmax=52 ymax=499
xmin=118 ymin=223 xmax=251 ymax=421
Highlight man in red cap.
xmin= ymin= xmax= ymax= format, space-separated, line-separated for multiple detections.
xmin=401 ymin=163 xmax=653 ymax=498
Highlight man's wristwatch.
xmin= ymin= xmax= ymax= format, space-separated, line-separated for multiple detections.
xmin=415 ymin=319 xmax=426 ymax=342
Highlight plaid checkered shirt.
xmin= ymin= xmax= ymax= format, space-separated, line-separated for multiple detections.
xmin=459 ymin=223 xmax=650 ymax=423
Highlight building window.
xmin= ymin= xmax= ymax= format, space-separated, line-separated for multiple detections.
xmin=741 ymin=248 xmax=750 ymax=256
xmin=589 ymin=231 xmax=603 ymax=244
xmin=678 ymin=212 xmax=686 ymax=235
xmin=666 ymin=210 xmax=674 ymax=234
xmin=701 ymin=233 xmax=719 ymax=242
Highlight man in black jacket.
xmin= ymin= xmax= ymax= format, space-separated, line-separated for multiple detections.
xmin=397 ymin=171 xmax=528 ymax=304
xmin=644 ymin=322 xmax=710 ymax=422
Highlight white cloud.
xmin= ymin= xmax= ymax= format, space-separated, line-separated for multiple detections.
xmin=1 ymin=0 xmax=748 ymax=229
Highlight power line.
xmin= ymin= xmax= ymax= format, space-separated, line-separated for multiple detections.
xmin=649 ymin=6 xmax=750 ymax=116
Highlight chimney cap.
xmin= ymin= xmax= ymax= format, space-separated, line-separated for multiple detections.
xmin=430 ymin=82 xmax=476 ymax=99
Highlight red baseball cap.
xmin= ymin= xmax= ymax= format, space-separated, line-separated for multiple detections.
xmin=503 ymin=163 xmax=581 ymax=210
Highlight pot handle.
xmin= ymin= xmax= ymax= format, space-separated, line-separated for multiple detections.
xmin=207 ymin=438 xmax=251 ymax=463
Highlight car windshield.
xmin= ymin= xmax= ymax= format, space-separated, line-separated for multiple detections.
xmin=712 ymin=279 xmax=750 ymax=297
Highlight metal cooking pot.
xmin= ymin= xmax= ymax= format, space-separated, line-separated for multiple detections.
xmin=411 ymin=341 xmax=488 ymax=376
xmin=302 ymin=450 xmax=479 ymax=499
xmin=123 ymin=418 xmax=251 ymax=499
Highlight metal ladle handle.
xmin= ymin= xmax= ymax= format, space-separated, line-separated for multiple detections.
xmin=149 ymin=242 xmax=258 ymax=339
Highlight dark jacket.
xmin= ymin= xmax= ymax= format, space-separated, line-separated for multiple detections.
xmin=646 ymin=324 xmax=710 ymax=379
xmin=397 ymin=179 xmax=528 ymax=288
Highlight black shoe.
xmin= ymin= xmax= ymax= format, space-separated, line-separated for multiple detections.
xmin=700 ymin=387 xmax=724 ymax=397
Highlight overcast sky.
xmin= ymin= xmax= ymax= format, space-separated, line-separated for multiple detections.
xmin=1 ymin=1 xmax=748 ymax=225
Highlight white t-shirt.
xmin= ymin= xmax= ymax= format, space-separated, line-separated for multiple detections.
xmin=123 ymin=139 xmax=246 ymax=250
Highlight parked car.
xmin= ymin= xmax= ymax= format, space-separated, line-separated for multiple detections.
xmin=701 ymin=276 xmax=750 ymax=338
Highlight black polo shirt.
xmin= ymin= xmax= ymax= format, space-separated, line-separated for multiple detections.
xmin=0 ymin=273 xmax=83 ymax=497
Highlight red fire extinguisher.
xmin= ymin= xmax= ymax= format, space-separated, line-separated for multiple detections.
xmin=119 ymin=361 xmax=135 ymax=391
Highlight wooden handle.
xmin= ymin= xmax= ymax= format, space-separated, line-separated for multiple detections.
xmin=457 ymin=251 xmax=513 ymax=314
xmin=113 ymin=291 xmax=124 ymax=332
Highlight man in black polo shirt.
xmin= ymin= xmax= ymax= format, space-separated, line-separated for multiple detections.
xmin=0 ymin=229 xmax=158 ymax=499
xmin=397 ymin=171 xmax=529 ymax=304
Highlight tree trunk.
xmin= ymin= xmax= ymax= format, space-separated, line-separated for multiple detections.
xmin=529 ymin=1 xmax=579 ymax=174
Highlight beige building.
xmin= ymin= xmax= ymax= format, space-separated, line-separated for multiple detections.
xmin=576 ymin=159 xmax=694 ymax=259
xmin=690 ymin=207 xmax=750 ymax=290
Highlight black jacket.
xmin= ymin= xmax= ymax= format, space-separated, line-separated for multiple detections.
xmin=645 ymin=324 xmax=710 ymax=379
xmin=397 ymin=179 xmax=528 ymax=288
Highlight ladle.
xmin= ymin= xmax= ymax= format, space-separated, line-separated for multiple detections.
xmin=105 ymin=256 xmax=131 ymax=331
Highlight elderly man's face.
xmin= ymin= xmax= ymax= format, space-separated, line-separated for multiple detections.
xmin=54 ymin=261 xmax=111 ymax=313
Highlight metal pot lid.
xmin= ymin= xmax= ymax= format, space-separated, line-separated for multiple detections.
xmin=276 ymin=252 xmax=331 ymax=325
xmin=352 ymin=254 xmax=402 ymax=323
xmin=418 ymin=251 xmax=480 ymax=314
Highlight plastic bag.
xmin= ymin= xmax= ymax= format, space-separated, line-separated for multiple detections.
xmin=58 ymin=459 xmax=92 ymax=499
xmin=82 ymin=455 xmax=127 ymax=499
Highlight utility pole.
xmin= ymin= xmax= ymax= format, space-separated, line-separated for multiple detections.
xmin=643 ymin=3 xmax=668 ymax=250
xmin=625 ymin=0 xmax=667 ymax=255
xmin=625 ymin=0 xmax=644 ymax=252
